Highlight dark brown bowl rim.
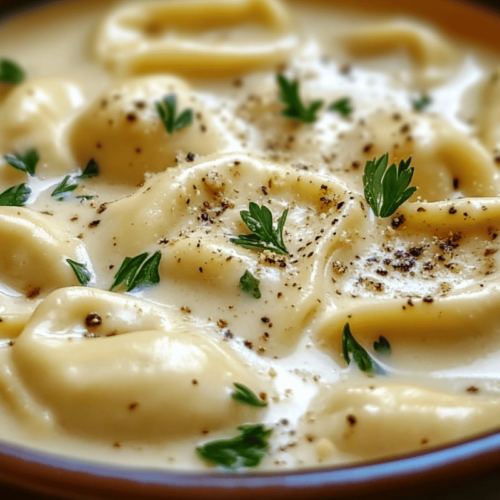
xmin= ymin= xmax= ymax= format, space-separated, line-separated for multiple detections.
xmin=2 ymin=425 xmax=500 ymax=499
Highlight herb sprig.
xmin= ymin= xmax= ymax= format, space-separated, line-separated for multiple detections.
xmin=5 ymin=149 xmax=39 ymax=176
xmin=239 ymin=270 xmax=261 ymax=298
xmin=277 ymin=73 xmax=323 ymax=123
xmin=51 ymin=159 xmax=99 ymax=200
xmin=413 ymin=94 xmax=431 ymax=112
xmin=342 ymin=323 xmax=385 ymax=375
xmin=231 ymin=203 xmax=288 ymax=255
xmin=373 ymin=335 xmax=391 ymax=356
xmin=110 ymin=251 xmax=161 ymax=293
xmin=328 ymin=97 xmax=353 ymax=118
xmin=0 ymin=59 xmax=25 ymax=85
xmin=232 ymin=383 xmax=267 ymax=408
xmin=67 ymin=259 xmax=91 ymax=286
xmin=363 ymin=154 xmax=416 ymax=218
xmin=156 ymin=95 xmax=193 ymax=135
xmin=196 ymin=424 xmax=272 ymax=469
xmin=78 ymin=159 xmax=99 ymax=179
xmin=0 ymin=183 xmax=31 ymax=207
xmin=51 ymin=175 xmax=78 ymax=198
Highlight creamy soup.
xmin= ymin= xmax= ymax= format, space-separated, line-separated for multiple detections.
xmin=0 ymin=0 xmax=500 ymax=472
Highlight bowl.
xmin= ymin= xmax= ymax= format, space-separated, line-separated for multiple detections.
xmin=1 ymin=0 xmax=500 ymax=498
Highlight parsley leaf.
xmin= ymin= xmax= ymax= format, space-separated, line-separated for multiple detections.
xmin=0 ymin=59 xmax=25 ymax=84
xmin=239 ymin=270 xmax=261 ymax=298
xmin=373 ymin=335 xmax=391 ymax=356
xmin=67 ymin=259 xmax=91 ymax=286
xmin=413 ymin=94 xmax=431 ymax=112
xmin=277 ymin=73 xmax=323 ymax=123
xmin=51 ymin=175 xmax=78 ymax=198
xmin=232 ymin=383 xmax=267 ymax=408
xmin=4 ymin=149 xmax=39 ymax=176
xmin=110 ymin=251 xmax=161 ymax=292
xmin=231 ymin=203 xmax=289 ymax=255
xmin=363 ymin=154 xmax=416 ymax=218
xmin=156 ymin=95 xmax=193 ymax=135
xmin=342 ymin=323 xmax=385 ymax=375
xmin=328 ymin=97 xmax=353 ymax=118
xmin=196 ymin=424 xmax=272 ymax=469
xmin=0 ymin=183 xmax=31 ymax=206
xmin=78 ymin=159 xmax=99 ymax=179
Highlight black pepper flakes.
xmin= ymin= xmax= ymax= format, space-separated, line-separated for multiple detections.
xmin=346 ymin=414 xmax=357 ymax=426
xmin=85 ymin=312 xmax=102 ymax=328
xmin=391 ymin=215 xmax=405 ymax=229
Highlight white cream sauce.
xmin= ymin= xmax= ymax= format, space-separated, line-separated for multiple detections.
xmin=0 ymin=0 xmax=499 ymax=471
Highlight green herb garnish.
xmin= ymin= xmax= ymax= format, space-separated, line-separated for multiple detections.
xmin=156 ymin=95 xmax=193 ymax=135
xmin=110 ymin=251 xmax=161 ymax=292
xmin=76 ymin=195 xmax=94 ymax=201
xmin=78 ymin=159 xmax=99 ymax=179
xmin=373 ymin=335 xmax=391 ymax=356
xmin=231 ymin=203 xmax=288 ymax=255
xmin=328 ymin=97 xmax=353 ymax=118
xmin=51 ymin=175 xmax=78 ymax=198
xmin=196 ymin=424 xmax=272 ymax=469
xmin=232 ymin=383 xmax=267 ymax=408
xmin=412 ymin=94 xmax=431 ymax=112
xmin=4 ymin=149 xmax=39 ymax=176
xmin=67 ymin=259 xmax=91 ymax=286
xmin=0 ymin=59 xmax=25 ymax=85
xmin=239 ymin=270 xmax=261 ymax=298
xmin=0 ymin=183 xmax=31 ymax=207
xmin=342 ymin=323 xmax=384 ymax=375
xmin=363 ymin=154 xmax=416 ymax=218
xmin=277 ymin=73 xmax=323 ymax=123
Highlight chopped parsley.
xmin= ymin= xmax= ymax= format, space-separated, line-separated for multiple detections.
xmin=67 ymin=259 xmax=91 ymax=286
xmin=51 ymin=175 xmax=78 ymax=198
xmin=0 ymin=59 xmax=25 ymax=84
xmin=363 ymin=154 xmax=417 ymax=218
xmin=373 ymin=335 xmax=391 ymax=356
xmin=156 ymin=94 xmax=193 ymax=135
xmin=412 ymin=94 xmax=431 ymax=112
xmin=328 ymin=97 xmax=353 ymax=118
xmin=231 ymin=202 xmax=289 ymax=255
xmin=239 ymin=270 xmax=261 ymax=298
xmin=78 ymin=159 xmax=99 ymax=179
xmin=342 ymin=323 xmax=385 ymax=375
xmin=4 ymin=149 xmax=39 ymax=176
xmin=110 ymin=251 xmax=161 ymax=292
xmin=232 ymin=383 xmax=267 ymax=408
xmin=196 ymin=424 xmax=272 ymax=469
xmin=277 ymin=73 xmax=323 ymax=123
xmin=0 ymin=183 xmax=31 ymax=207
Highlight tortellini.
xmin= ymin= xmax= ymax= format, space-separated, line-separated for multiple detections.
xmin=301 ymin=383 xmax=500 ymax=460
xmin=0 ymin=207 xmax=91 ymax=337
xmin=11 ymin=287 xmax=266 ymax=441
xmin=0 ymin=79 xmax=84 ymax=176
xmin=339 ymin=20 xmax=460 ymax=87
xmin=69 ymin=76 xmax=226 ymax=184
xmin=94 ymin=0 xmax=297 ymax=76
xmin=98 ymin=153 xmax=366 ymax=355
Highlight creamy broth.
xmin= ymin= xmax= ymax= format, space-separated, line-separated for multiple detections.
xmin=0 ymin=0 xmax=500 ymax=471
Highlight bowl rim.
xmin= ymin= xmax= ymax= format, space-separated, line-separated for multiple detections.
xmin=2 ymin=425 xmax=500 ymax=499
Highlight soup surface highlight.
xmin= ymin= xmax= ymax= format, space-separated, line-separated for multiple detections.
xmin=0 ymin=0 xmax=500 ymax=471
